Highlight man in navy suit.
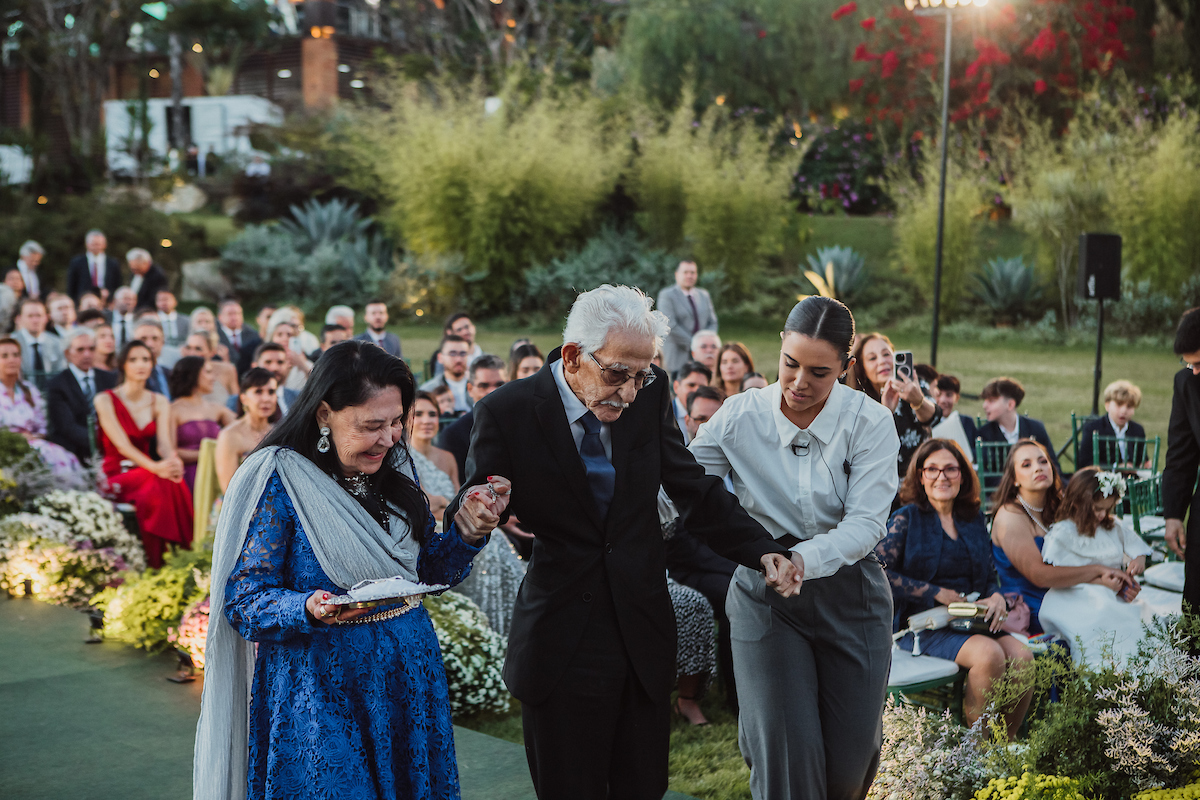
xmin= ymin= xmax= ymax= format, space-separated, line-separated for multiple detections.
xmin=976 ymin=376 xmax=1058 ymax=470
xmin=216 ymin=299 xmax=262 ymax=376
xmin=45 ymin=328 xmax=118 ymax=463
xmin=1077 ymin=380 xmax=1148 ymax=469
xmin=66 ymin=230 xmax=122 ymax=305
xmin=134 ymin=319 xmax=174 ymax=400
xmin=354 ymin=299 xmax=403 ymax=358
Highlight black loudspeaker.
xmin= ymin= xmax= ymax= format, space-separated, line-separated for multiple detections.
xmin=1078 ymin=233 xmax=1121 ymax=301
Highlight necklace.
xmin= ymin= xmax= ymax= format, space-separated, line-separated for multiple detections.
xmin=340 ymin=472 xmax=390 ymax=530
xmin=343 ymin=472 xmax=371 ymax=498
xmin=1018 ymin=495 xmax=1049 ymax=535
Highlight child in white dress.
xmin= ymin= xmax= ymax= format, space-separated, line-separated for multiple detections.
xmin=1041 ymin=467 xmax=1152 ymax=580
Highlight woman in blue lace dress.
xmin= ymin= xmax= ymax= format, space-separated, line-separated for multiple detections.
xmin=194 ymin=340 xmax=511 ymax=800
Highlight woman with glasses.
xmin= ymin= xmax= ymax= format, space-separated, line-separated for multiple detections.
xmin=876 ymin=438 xmax=1033 ymax=738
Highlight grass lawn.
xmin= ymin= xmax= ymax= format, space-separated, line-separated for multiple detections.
xmin=177 ymin=211 xmax=241 ymax=249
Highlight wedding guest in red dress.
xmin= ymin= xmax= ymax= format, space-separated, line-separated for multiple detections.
xmin=93 ymin=340 xmax=194 ymax=568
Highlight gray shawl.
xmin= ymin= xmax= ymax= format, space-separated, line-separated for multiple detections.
xmin=193 ymin=446 xmax=421 ymax=800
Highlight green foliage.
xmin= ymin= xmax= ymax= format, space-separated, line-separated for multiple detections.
xmin=349 ymin=79 xmax=623 ymax=315
xmin=520 ymin=226 xmax=679 ymax=318
xmin=972 ymin=771 xmax=1088 ymax=800
xmin=92 ymin=547 xmax=212 ymax=652
xmin=1080 ymin=276 xmax=1200 ymax=339
xmin=971 ymin=257 xmax=1045 ymax=324
xmin=0 ymin=430 xmax=33 ymax=470
xmin=629 ymin=100 xmax=793 ymax=300
xmin=804 ymin=245 xmax=869 ymax=303
xmin=793 ymin=122 xmax=889 ymax=214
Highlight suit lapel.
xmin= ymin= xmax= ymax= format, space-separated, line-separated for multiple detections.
xmin=533 ymin=354 xmax=604 ymax=531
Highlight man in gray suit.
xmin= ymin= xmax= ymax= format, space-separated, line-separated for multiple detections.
xmin=354 ymin=299 xmax=403 ymax=358
xmin=657 ymin=260 xmax=718 ymax=374
xmin=12 ymin=298 xmax=66 ymax=383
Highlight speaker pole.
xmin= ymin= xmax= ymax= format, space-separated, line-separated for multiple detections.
xmin=1092 ymin=296 xmax=1104 ymax=415
xmin=928 ymin=8 xmax=953 ymax=368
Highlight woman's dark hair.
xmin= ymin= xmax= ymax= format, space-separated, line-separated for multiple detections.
xmin=899 ymin=439 xmax=981 ymax=520
xmin=848 ymin=332 xmax=892 ymax=402
xmin=237 ymin=367 xmax=282 ymax=423
xmin=168 ymin=356 xmax=207 ymax=399
xmin=257 ymin=340 xmax=429 ymax=541
xmin=992 ymin=438 xmax=1063 ymax=521
xmin=784 ymin=297 xmax=856 ymax=367
xmin=507 ymin=343 xmax=544 ymax=382
xmin=117 ymin=340 xmax=155 ymax=381
xmin=412 ymin=390 xmax=440 ymax=413
xmin=1058 ymin=466 xmax=1117 ymax=538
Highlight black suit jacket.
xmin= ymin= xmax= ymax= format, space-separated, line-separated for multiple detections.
xmin=217 ymin=327 xmax=263 ymax=376
xmin=436 ymin=410 xmax=472 ymax=483
xmin=959 ymin=412 xmax=977 ymax=445
xmin=1076 ymin=415 xmax=1147 ymax=470
xmin=449 ymin=349 xmax=789 ymax=706
xmin=134 ymin=264 xmax=169 ymax=311
xmin=45 ymin=368 xmax=118 ymax=462
xmin=977 ymin=415 xmax=1059 ymax=471
xmin=66 ymin=254 xmax=122 ymax=303
xmin=1164 ymin=368 xmax=1200 ymax=523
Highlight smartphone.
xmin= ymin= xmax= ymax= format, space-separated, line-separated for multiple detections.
xmin=893 ymin=350 xmax=914 ymax=383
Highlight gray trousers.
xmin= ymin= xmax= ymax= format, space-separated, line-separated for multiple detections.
xmin=728 ymin=557 xmax=893 ymax=800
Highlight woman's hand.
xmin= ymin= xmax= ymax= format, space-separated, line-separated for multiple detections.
xmin=880 ymin=381 xmax=901 ymax=412
xmin=1126 ymin=555 xmax=1146 ymax=578
xmin=934 ymin=587 xmax=968 ymax=606
xmin=454 ymin=476 xmax=512 ymax=544
xmin=305 ymin=590 xmax=373 ymax=625
xmin=892 ymin=374 xmax=924 ymax=408
xmin=150 ymin=455 xmax=184 ymax=482
xmin=982 ymin=592 xmax=1008 ymax=633
xmin=760 ymin=552 xmax=804 ymax=597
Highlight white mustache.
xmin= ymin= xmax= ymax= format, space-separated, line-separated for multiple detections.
xmin=601 ymin=400 xmax=628 ymax=409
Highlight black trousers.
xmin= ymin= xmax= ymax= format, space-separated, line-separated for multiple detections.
xmin=521 ymin=594 xmax=669 ymax=800
xmin=1185 ymin=497 xmax=1200 ymax=616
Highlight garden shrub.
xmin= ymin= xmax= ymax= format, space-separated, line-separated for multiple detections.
xmin=424 ymin=591 xmax=511 ymax=716
xmin=971 ymin=257 xmax=1045 ymax=325
xmin=793 ymin=121 xmax=887 ymax=215
xmin=93 ymin=546 xmax=212 ymax=652
xmin=802 ymin=245 xmax=869 ymax=304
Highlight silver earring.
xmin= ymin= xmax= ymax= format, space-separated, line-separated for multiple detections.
xmin=317 ymin=426 xmax=331 ymax=453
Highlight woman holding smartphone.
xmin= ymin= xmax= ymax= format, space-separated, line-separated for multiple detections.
xmin=688 ymin=297 xmax=900 ymax=800
xmin=848 ymin=332 xmax=940 ymax=477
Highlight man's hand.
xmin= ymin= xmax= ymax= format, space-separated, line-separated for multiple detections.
xmin=1166 ymin=519 xmax=1186 ymax=559
xmin=454 ymin=476 xmax=512 ymax=543
xmin=761 ymin=552 xmax=804 ymax=598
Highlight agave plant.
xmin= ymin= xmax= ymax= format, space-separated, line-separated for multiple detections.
xmin=801 ymin=246 xmax=868 ymax=302
xmin=278 ymin=197 xmax=373 ymax=249
xmin=971 ymin=256 xmax=1044 ymax=323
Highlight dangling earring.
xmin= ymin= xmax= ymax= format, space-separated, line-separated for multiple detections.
xmin=317 ymin=426 xmax=331 ymax=453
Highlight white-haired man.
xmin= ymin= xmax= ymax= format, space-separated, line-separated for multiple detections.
xmin=45 ymin=327 xmax=117 ymax=463
xmin=447 ymin=283 xmax=801 ymax=800
xmin=324 ymin=305 xmax=355 ymax=334
xmin=127 ymin=247 xmax=168 ymax=311
xmin=689 ymin=329 xmax=721 ymax=373
xmin=15 ymin=240 xmax=43 ymax=300
xmin=67 ymin=229 xmax=121 ymax=304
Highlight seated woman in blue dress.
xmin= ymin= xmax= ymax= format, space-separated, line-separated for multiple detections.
xmin=194 ymin=340 xmax=511 ymax=800
xmin=989 ymin=438 xmax=1136 ymax=634
xmin=875 ymin=439 xmax=1033 ymax=739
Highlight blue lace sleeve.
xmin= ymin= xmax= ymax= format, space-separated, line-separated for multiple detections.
xmin=874 ymin=508 xmax=940 ymax=604
xmin=224 ymin=472 xmax=317 ymax=643
xmin=418 ymin=518 xmax=484 ymax=588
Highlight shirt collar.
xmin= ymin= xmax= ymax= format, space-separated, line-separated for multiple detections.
xmin=1111 ymin=418 xmax=1129 ymax=437
xmin=68 ymin=363 xmax=94 ymax=383
xmin=769 ymin=380 xmax=847 ymax=447
xmin=551 ymin=358 xmax=589 ymax=426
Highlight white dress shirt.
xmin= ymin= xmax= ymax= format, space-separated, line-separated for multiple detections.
xmin=672 ymin=396 xmax=691 ymax=445
xmin=89 ymin=253 xmax=108 ymax=287
xmin=114 ymin=313 xmax=137 ymax=347
xmin=16 ymin=260 xmax=39 ymax=299
xmin=551 ymin=359 xmax=612 ymax=460
xmin=689 ymin=381 xmax=899 ymax=581
xmin=446 ymin=374 xmax=471 ymax=413
xmin=1111 ymin=418 xmax=1129 ymax=459
xmin=130 ymin=274 xmax=144 ymax=297
xmin=67 ymin=363 xmax=97 ymax=397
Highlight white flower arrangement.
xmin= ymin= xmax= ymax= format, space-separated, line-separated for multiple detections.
xmin=1097 ymin=470 xmax=1128 ymax=499
xmin=0 ymin=513 xmax=75 ymax=557
xmin=33 ymin=490 xmax=146 ymax=573
xmin=424 ymin=590 xmax=511 ymax=716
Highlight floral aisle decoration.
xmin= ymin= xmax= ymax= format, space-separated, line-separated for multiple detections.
xmin=0 ymin=513 xmax=128 ymax=607
xmin=34 ymin=490 xmax=146 ymax=573
xmin=168 ymin=596 xmax=211 ymax=669
xmin=92 ymin=547 xmax=212 ymax=651
xmin=973 ymin=771 xmax=1087 ymax=800
xmin=423 ymin=590 xmax=511 ymax=716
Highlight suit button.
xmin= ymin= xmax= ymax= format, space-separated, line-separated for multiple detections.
xmin=582 ymin=592 xmax=593 ymax=603
xmin=605 ymin=543 xmax=613 ymax=554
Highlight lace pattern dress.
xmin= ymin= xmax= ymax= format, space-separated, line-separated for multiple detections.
xmin=0 ymin=381 xmax=81 ymax=476
xmin=224 ymin=470 xmax=481 ymax=800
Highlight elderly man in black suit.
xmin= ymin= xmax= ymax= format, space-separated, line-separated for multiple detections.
xmin=447 ymin=284 xmax=801 ymax=800
xmin=127 ymin=248 xmax=169 ymax=311
xmin=66 ymin=230 xmax=122 ymax=305
xmin=1166 ymin=308 xmax=1200 ymax=614
xmin=45 ymin=327 xmax=118 ymax=463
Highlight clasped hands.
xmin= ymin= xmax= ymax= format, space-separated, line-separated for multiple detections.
xmin=935 ymin=588 xmax=1009 ymax=633
xmin=454 ymin=475 xmax=512 ymax=544
xmin=761 ymin=552 xmax=805 ymax=597
xmin=152 ymin=454 xmax=185 ymax=483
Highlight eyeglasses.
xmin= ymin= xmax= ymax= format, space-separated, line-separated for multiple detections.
xmin=922 ymin=465 xmax=962 ymax=480
xmin=589 ymin=353 xmax=656 ymax=390
xmin=1181 ymin=357 xmax=1200 ymax=372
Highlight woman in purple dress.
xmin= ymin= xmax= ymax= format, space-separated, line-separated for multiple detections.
xmin=169 ymin=356 xmax=235 ymax=491
xmin=0 ymin=337 xmax=80 ymax=476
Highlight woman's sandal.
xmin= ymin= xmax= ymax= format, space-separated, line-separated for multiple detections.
xmin=674 ymin=696 xmax=711 ymax=726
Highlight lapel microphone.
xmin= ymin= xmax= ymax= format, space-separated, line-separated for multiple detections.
xmin=790 ymin=442 xmax=809 ymax=456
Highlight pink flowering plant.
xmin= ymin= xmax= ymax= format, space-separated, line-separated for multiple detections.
xmin=168 ymin=596 xmax=211 ymax=670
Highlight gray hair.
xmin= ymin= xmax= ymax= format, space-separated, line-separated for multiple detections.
xmin=85 ymin=229 xmax=105 ymax=242
xmin=19 ymin=240 xmax=44 ymax=258
xmin=133 ymin=317 xmax=163 ymax=333
xmin=468 ymin=354 xmax=506 ymax=382
xmin=563 ymin=284 xmax=669 ymax=357
xmin=126 ymin=247 xmax=151 ymax=263
xmin=64 ymin=327 xmax=96 ymax=349
xmin=325 ymin=305 xmax=355 ymax=325
xmin=690 ymin=329 xmax=721 ymax=351
xmin=114 ymin=286 xmax=136 ymax=301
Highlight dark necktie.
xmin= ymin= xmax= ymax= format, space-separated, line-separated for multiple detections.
xmin=90 ymin=256 xmax=99 ymax=288
xmin=686 ymin=293 xmax=700 ymax=334
xmin=81 ymin=374 xmax=93 ymax=403
xmin=579 ymin=411 xmax=615 ymax=519
xmin=31 ymin=342 xmax=44 ymax=374
xmin=231 ymin=330 xmax=241 ymax=352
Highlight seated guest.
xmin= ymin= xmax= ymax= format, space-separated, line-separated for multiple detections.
xmin=47 ymin=293 xmax=76 ymax=340
xmin=323 ymin=304 xmax=355 ymax=336
xmin=689 ymin=329 xmax=721 ymax=373
xmin=849 ymin=331 xmax=940 ymax=477
xmin=78 ymin=292 xmax=107 ymax=317
xmin=46 ymin=328 xmax=118 ymax=464
xmin=685 ymin=385 xmax=725 ymax=434
xmin=664 ymin=575 xmax=717 ymax=727
xmin=169 ymin=356 xmax=236 ymax=491
xmin=127 ymin=248 xmax=168 ymax=311
xmin=93 ymin=341 xmax=194 ymax=567
xmin=356 ymin=299 xmax=403 ymax=357
xmin=15 ymin=240 xmax=43 ymax=300
xmin=214 ymin=368 xmax=279 ymax=492
xmin=1042 ymin=467 xmax=1151 ymax=576
xmin=0 ymin=337 xmax=81 ymax=476
xmin=430 ymin=383 xmax=455 ymax=417
xmin=94 ymin=323 xmax=117 ymax=371
xmin=931 ymin=374 xmax=978 ymax=462
xmin=12 ymin=298 xmax=66 ymax=381
xmin=407 ymin=390 xmax=460 ymax=519
xmin=0 ymin=281 xmax=15 ymax=334
xmin=312 ymin=324 xmax=349 ymax=362
xmin=990 ymin=439 xmax=1134 ymax=633
xmin=713 ymin=342 xmax=754 ymax=398
xmin=436 ymin=354 xmax=507 ymax=481
xmin=1077 ymin=380 xmax=1147 ymax=470
xmin=278 ymin=305 xmax=320 ymax=355
xmin=77 ymin=309 xmax=107 ymax=328
xmin=265 ymin=316 xmax=312 ymax=391
xmin=133 ymin=319 xmax=175 ymax=397
xmin=110 ymin=287 xmax=139 ymax=350
xmin=671 ymin=361 xmax=712 ymax=444
xmin=225 ymin=343 xmax=298 ymax=416
xmin=976 ymin=377 xmax=1056 ymax=472
xmin=156 ymin=290 xmax=190 ymax=346
xmin=740 ymin=371 xmax=768 ymax=392
xmin=507 ymin=342 xmax=544 ymax=382
xmin=180 ymin=332 xmax=238 ymax=406
xmin=217 ymin=299 xmax=262 ymax=376
xmin=255 ymin=305 xmax=276 ymax=340
xmin=419 ymin=335 xmax=473 ymax=413
xmin=5 ymin=268 xmax=26 ymax=299
xmin=877 ymin=439 xmax=1033 ymax=737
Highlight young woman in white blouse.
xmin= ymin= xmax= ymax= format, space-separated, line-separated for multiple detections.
xmin=689 ymin=296 xmax=900 ymax=800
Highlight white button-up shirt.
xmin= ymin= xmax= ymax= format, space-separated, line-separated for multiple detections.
xmin=551 ymin=358 xmax=612 ymax=460
xmin=689 ymin=381 xmax=899 ymax=581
